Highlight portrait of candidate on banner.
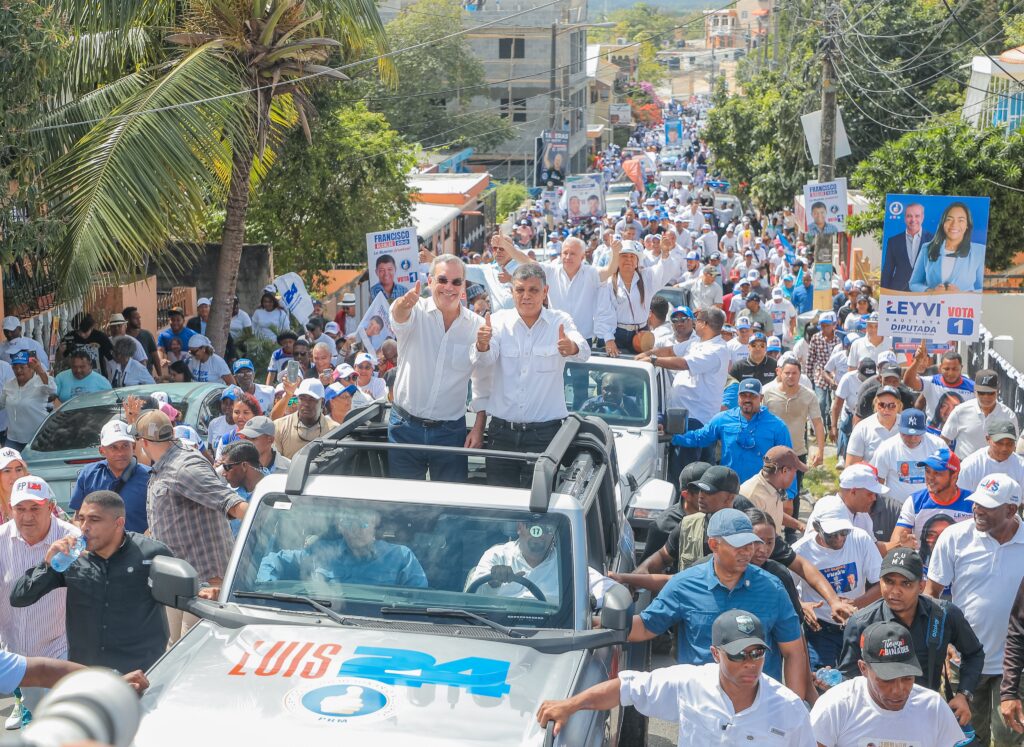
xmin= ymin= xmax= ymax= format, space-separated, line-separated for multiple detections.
xmin=803 ymin=178 xmax=847 ymax=238
xmin=358 ymin=292 xmax=394 ymax=356
xmin=880 ymin=194 xmax=989 ymax=294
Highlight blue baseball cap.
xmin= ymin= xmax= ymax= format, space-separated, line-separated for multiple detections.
xmin=10 ymin=351 xmax=30 ymax=366
xmin=221 ymin=385 xmax=242 ymax=401
xmin=818 ymin=311 xmax=837 ymax=326
xmin=707 ymin=508 xmax=763 ymax=548
xmin=899 ymin=408 xmax=926 ymax=436
xmin=671 ymin=305 xmax=695 ymax=320
xmin=738 ymin=378 xmax=763 ymax=395
xmin=324 ymin=383 xmax=358 ymax=402
xmin=916 ymin=446 xmax=961 ymax=472
xmin=685 ymin=250 xmax=701 ymax=261
xmin=782 ymin=274 xmax=795 ymax=283
xmin=750 ymin=332 xmax=767 ymax=343
xmin=766 ymin=336 xmax=782 ymax=352
xmin=735 ymin=318 xmax=751 ymax=330
xmin=843 ymin=332 xmax=860 ymax=347
xmin=232 ymin=358 xmax=255 ymax=374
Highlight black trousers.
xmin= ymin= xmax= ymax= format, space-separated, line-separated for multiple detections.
xmin=486 ymin=419 xmax=563 ymax=488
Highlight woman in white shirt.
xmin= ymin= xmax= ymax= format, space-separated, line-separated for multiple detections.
xmin=353 ymin=352 xmax=388 ymax=401
xmin=606 ymin=238 xmax=678 ymax=353
xmin=0 ymin=353 xmax=56 ymax=450
xmin=250 ymin=291 xmax=291 ymax=342
xmin=846 ymin=386 xmax=902 ymax=466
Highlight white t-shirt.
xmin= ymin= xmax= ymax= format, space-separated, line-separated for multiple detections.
xmin=251 ymin=307 xmax=291 ymax=341
xmin=928 ymin=518 xmax=1024 ymax=675
xmin=465 ymin=540 xmax=561 ymax=603
xmin=230 ymin=310 xmax=253 ymax=336
xmin=872 ymin=431 xmax=947 ymax=502
xmin=847 ymin=414 xmax=899 ymax=461
xmin=357 ymin=376 xmax=388 ymax=401
xmin=810 ymin=677 xmax=963 ymax=747
xmin=941 ymin=399 xmax=1018 ymax=459
xmin=792 ymin=528 xmax=881 ymax=621
xmin=824 ymin=346 xmax=849 ymax=383
xmin=187 ymin=353 xmax=232 ymax=383
xmin=847 ymin=336 xmax=892 ymax=371
xmin=957 ymin=449 xmax=1024 ymax=493
xmin=920 ymin=374 xmax=975 ymax=418
xmin=765 ymin=299 xmax=797 ymax=341
xmin=835 ymin=371 xmax=866 ymax=416
xmin=805 ymin=494 xmax=874 ymax=539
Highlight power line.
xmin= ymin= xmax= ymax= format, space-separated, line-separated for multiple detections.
xmin=939 ymin=0 xmax=1023 ymax=85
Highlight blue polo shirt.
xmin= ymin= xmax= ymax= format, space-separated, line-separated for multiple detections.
xmin=640 ymin=561 xmax=801 ymax=681
xmin=676 ymin=406 xmax=792 ymax=482
xmin=791 ymin=283 xmax=813 ymax=314
xmin=69 ymin=459 xmax=151 ymax=533
xmin=157 ymin=326 xmax=196 ymax=351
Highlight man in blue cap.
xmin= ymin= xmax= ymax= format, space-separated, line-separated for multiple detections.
xmin=729 ymin=332 xmax=778 ymax=386
xmin=872 ymin=408 xmax=946 ymax=503
xmin=625 ymin=508 xmax=810 ymax=697
xmin=886 ymin=446 xmax=973 ymax=552
xmin=230 ymin=358 xmax=274 ymax=415
xmin=673 ymin=378 xmax=792 ymax=483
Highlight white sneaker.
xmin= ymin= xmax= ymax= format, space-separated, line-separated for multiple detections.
xmin=4 ymin=701 xmax=21 ymax=730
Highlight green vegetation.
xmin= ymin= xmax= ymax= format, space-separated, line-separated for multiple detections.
xmin=496 ymin=181 xmax=530 ymax=222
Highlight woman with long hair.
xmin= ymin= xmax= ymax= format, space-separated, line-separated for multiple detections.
xmin=214 ymin=392 xmax=262 ymax=461
xmin=606 ymin=238 xmax=678 ymax=354
xmin=251 ymin=291 xmax=290 ymax=341
xmin=908 ymin=201 xmax=985 ymax=293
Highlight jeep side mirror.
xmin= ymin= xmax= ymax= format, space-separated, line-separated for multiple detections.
xmin=665 ymin=407 xmax=688 ymax=435
xmin=599 ymin=583 xmax=635 ymax=632
xmin=149 ymin=556 xmax=199 ymax=609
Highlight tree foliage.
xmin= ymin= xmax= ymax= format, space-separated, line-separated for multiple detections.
xmin=495 ymin=181 xmax=529 ymax=221
xmin=245 ymin=99 xmax=416 ymax=289
xmin=364 ymin=0 xmax=513 ymax=152
xmin=849 ymin=120 xmax=1024 ymax=271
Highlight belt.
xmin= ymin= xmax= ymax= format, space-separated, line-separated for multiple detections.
xmin=617 ymin=322 xmax=645 ymax=331
xmin=491 ymin=416 xmax=563 ymax=432
xmin=392 ymin=404 xmax=450 ymax=429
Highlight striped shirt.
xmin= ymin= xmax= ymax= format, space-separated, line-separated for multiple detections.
xmin=147 ymin=444 xmax=243 ymax=582
xmin=0 ymin=516 xmax=79 ymax=659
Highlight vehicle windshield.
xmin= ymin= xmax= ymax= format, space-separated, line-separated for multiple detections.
xmin=564 ymin=362 xmax=650 ymax=427
xmin=230 ymin=493 xmax=574 ymax=630
xmin=30 ymin=398 xmax=191 ymax=452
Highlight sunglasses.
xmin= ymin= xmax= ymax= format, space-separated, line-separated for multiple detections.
xmin=221 ymin=462 xmax=242 ymax=471
xmin=434 ymin=276 xmax=464 ymax=287
xmin=821 ymin=528 xmax=851 ymax=541
xmin=724 ymin=646 xmax=768 ymax=663
xmin=877 ymin=402 xmax=898 ymax=411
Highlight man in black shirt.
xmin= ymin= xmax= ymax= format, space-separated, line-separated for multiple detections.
xmin=837 ymin=548 xmax=981 ymax=727
xmin=12 ymin=490 xmax=172 ymax=672
xmin=729 ymin=332 xmax=778 ymax=386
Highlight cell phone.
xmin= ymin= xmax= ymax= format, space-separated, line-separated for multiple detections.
xmin=285 ymin=359 xmax=301 ymax=383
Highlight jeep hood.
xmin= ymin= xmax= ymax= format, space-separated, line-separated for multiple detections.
xmin=612 ymin=429 xmax=657 ymax=484
xmin=135 ymin=622 xmax=584 ymax=746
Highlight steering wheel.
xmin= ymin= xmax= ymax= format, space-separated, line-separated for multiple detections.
xmin=581 ymin=401 xmax=630 ymax=417
xmin=466 ymin=572 xmax=547 ymax=602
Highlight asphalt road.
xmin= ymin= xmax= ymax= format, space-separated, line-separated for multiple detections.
xmin=646 ymin=650 xmax=678 ymax=746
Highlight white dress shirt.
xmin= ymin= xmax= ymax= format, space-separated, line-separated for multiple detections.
xmin=475 ymin=307 xmax=589 ymax=423
xmin=607 ymin=258 xmax=680 ymax=327
xmin=620 ymin=663 xmax=815 ymax=746
xmin=107 ymin=358 xmax=156 ymax=387
xmin=391 ymin=297 xmax=486 ymax=422
xmin=957 ymin=449 xmax=1024 ymax=492
xmin=541 ymin=262 xmax=615 ymax=342
xmin=466 ymin=540 xmax=561 ymax=602
xmin=905 ymin=230 xmax=923 ymax=267
xmin=942 ymin=398 xmax=1018 ymax=458
xmin=0 ymin=516 xmax=79 ymax=659
xmin=669 ymin=335 xmax=731 ymax=424
xmin=0 ymin=375 xmax=56 ymax=444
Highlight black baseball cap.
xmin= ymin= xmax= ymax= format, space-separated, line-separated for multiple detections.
xmin=679 ymin=461 xmax=712 ymax=492
xmin=976 ymin=369 xmax=998 ymax=393
xmin=860 ymin=621 xmax=923 ymax=680
xmin=879 ymin=362 xmax=901 ymax=378
xmin=712 ymin=609 xmax=767 ymax=655
xmin=695 ymin=465 xmax=741 ymax=494
xmin=880 ymin=547 xmax=923 ymax=581
xmin=857 ymin=359 xmax=877 ymax=378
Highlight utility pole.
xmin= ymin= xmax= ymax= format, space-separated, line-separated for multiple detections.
xmin=813 ymin=0 xmax=839 ymax=309
xmin=549 ymin=22 xmax=558 ymax=128
xmin=772 ymin=3 xmax=781 ymax=70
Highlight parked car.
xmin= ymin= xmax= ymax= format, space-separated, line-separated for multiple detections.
xmin=21 ymin=383 xmax=226 ymax=507
xmin=142 ymin=407 xmax=651 ymax=746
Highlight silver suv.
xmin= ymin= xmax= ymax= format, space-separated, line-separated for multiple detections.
xmin=144 ymin=407 xmax=651 ymax=746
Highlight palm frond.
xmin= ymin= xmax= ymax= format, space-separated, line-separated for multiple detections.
xmin=43 ymin=43 xmax=255 ymax=300
xmin=64 ymin=26 xmax=157 ymax=93
xmin=306 ymin=0 xmax=395 ymax=85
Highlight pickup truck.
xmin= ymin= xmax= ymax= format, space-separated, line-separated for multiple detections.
xmin=141 ymin=408 xmax=653 ymax=746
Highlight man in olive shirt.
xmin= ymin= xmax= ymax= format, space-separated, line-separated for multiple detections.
xmin=12 ymin=490 xmax=172 ymax=672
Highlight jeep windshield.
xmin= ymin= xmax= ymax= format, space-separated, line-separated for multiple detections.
xmin=229 ymin=493 xmax=573 ymax=630
xmin=564 ymin=361 xmax=650 ymax=427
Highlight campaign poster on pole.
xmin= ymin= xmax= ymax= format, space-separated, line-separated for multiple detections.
xmin=803 ymin=178 xmax=848 ymax=237
xmin=273 ymin=272 xmax=315 ymax=326
xmin=561 ymin=174 xmax=605 ymax=220
xmin=609 ymin=104 xmax=632 ymax=125
xmin=663 ymin=118 xmax=683 ymax=147
xmin=365 ymin=227 xmax=420 ymax=302
xmin=534 ymin=131 xmax=569 ymax=188
xmin=879 ymin=194 xmax=989 ymax=342
xmin=357 ymin=292 xmax=394 ymax=356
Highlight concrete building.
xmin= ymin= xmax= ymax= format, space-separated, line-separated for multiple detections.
xmin=704 ymin=0 xmax=771 ymax=50
xmin=962 ymin=46 xmax=1024 ymax=132
xmin=379 ymin=0 xmax=591 ymax=182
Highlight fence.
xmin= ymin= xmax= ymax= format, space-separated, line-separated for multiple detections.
xmin=965 ymin=324 xmax=1024 ymax=428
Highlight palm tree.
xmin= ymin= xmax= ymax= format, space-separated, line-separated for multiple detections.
xmin=41 ymin=0 xmax=394 ymax=353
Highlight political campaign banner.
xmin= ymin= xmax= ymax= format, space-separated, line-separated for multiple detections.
xmin=664 ymin=118 xmax=683 ymax=147
xmin=366 ymin=227 xmax=420 ymax=303
xmin=803 ymin=178 xmax=848 ymax=236
xmin=273 ymin=272 xmax=315 ymax=326
xmin=359 ymin=292 xmax=394 ymax=356
xmin=609 ymin=104 xmax=632 ymax=126
xmin=561 ymin=174 xmax=606 ymax=220
xmin=534 ymin=130 xmax=569 ymax=188
xmin=879 ymin=193 xmax=990 ymax=342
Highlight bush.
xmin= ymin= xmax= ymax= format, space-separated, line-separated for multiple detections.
xmin=496 ymin=181 xmax=529 ymax=222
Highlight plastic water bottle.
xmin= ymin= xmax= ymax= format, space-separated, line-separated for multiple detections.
xmin=956 ymin=725 xmax=976 ymax=746
xmin=50 ymin=536 xmax=86 ymax=572
xmin=815 ymin=667 xmax=843 ymax=688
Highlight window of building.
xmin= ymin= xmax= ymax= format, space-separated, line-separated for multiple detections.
xmin=498 ymin=37 xmax=525 ymax=59
xmin=500 ymin=97 xmax=528 ymax=122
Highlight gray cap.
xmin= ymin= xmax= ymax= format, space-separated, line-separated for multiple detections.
xmin=239 ymin=415 xmax=276 ymax=439
xmin=986 ymin=419 xmax=1017 ymax=441
xmin=712 ymin=609 xmax=767 ymax=656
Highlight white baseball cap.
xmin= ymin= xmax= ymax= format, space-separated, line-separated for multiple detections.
xmin=324 ymin=321 xmax=341 ymax=335
xmin=197 ymin=297 xmax=212 ymax=307
xmin=11 ymin=476 xmax=54 ymax=506
xmin=295 ymin=378 xmax=325 ymax=400
xmin=151 ymin=391 xmax=169 ymax=406
xmin=812 ymin=495 xmax=855 ymax=534
xmin=100 ymin=420 xmax=135 ymax=447
xmin=354 ymin=352 xmax=375 ymax=367
xmin=2 ymin=316 xmax=20 ymax=332
xmin=839 ymin=463 xmax=889 ymax=494
xmin=746 ymin=270 xmax=760 ymax=281
xmin=187 ymin=334 xmax=212 ymax=349
xmin=174 ymin=425 xmax=205 ymax=450
xmin=334 ymin=363 xmax=356 ymax=380
xmin=968 ymin=473 xmax=1022 ymax=509
xmin=0 ymin=448 xmax=23 ymax=470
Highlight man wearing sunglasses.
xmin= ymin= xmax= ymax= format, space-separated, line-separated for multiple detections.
xmin=792 ymin=498 xmax=882 ymax=671
xmin=537 ymin=608 xmax=815 ymax=744
xmin=389 ymin=254 xmax=489 ymax=482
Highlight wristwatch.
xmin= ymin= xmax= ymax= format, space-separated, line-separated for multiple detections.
xmin=649 ymin=354 xmax=657 ymax=366
xmin=959 ymin=690 xmax=974 ymax=704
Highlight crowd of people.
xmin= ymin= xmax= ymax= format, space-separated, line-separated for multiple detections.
xmin=0 ymin=98 xmax=1018 ymax=747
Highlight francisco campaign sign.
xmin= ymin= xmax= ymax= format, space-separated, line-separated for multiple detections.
xmin=879 ymin=194 xmax=989 ymax=342
xmin=803 ymin=178 xmax=848 ymax=237
xmin=365 ymin=227 xmax=420 ymax=303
